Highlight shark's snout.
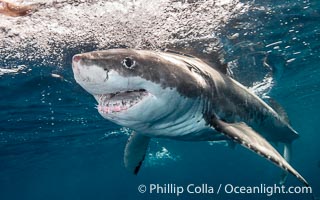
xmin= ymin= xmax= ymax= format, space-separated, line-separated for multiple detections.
xmin=73 ymin=55 xmax=82 ymax=63
xmin=71 ymin=54 xmax=109 ymax=90
xmin=72 ymin=55 xmax=82 ymax=74
xmin=71 ymin=52 xmax=155 ymax=117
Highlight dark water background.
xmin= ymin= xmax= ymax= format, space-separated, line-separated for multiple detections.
xmin=0 ymin=0 xmax=319 ymax=199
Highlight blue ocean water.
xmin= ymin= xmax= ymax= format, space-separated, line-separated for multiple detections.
xmin=0 ymin=0 xmax=319 ymax=200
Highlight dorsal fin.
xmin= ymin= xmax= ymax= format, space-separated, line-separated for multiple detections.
xmin=267 ymin=98 xmax=290 ymax=124
xmin=163 ymin=38 xmax=228 ymax=74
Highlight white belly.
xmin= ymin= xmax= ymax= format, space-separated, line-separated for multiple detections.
xmin=133 ymin=102 xmax=225 ymax=141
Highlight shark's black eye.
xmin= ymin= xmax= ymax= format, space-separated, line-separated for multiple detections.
xmin=122 ymin=57 xmax=136 ymax=69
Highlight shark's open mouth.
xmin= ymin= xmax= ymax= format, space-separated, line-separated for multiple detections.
xmin=96 ymin=89 xmax=149 ymax=114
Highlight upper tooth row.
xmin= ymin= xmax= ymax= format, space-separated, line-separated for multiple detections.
xmin=102 ymin=90 xmax=146 ymax=96
xmin=101 ymin=99 xmax=141 ymax=106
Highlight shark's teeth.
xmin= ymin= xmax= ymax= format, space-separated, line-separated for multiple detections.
xmin=97 ymin=89 xmax=148 ymax=114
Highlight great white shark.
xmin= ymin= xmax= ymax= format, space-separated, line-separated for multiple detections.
xmin=72 ymin=48 xmax=308 ymax=186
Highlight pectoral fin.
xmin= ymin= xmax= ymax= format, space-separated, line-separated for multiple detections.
xmin=124 ymin=132 xmax=150 ymax=175
xmin=210 ymin=117 xmax=309 ymax=186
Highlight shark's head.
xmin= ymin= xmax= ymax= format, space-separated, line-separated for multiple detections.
xmin=72 ymin=49 xmax=211 ymax=131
